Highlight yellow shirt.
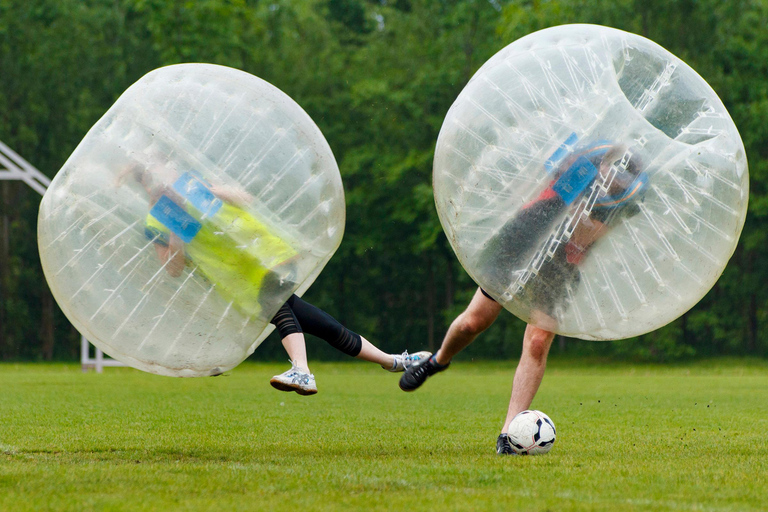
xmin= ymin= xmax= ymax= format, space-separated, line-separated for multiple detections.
xmin=145 ymin=198 xmax=297 ymax=317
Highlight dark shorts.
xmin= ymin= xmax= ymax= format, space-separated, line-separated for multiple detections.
xmin=480 ymin=245 xmax=581 ymax=318
xmin=258 ymin=270 xmax=297 ymax=312
xmin=480 ymin=196 xmax=567 ymax=286
xmin=520 ymin=249 xmax=580 ymax=318
xmin=479 ymin=196 xmax=577 ymax=316
xmin=480 ymin=287 xmax=497 ymax=303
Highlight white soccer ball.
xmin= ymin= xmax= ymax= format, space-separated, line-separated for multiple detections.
xmin=506 ymin=410 xmax=557 ymax=455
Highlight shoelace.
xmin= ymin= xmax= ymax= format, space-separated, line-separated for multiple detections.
xmin=292 ymin=373 xmax=312 ymax=385
xmin=398 ymin=350 xmax=410 ymax=370
xmin=287 ymin=359 xmax=312 ymax=385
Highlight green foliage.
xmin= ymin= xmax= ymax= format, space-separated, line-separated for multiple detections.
xmin=1 ymin=0 xmax=767 ymax=361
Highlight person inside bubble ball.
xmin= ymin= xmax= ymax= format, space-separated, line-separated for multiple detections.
xmin=400 ymin=139 xmax=649 ymax=454
xmin=120 ymin=163 xmax=430 ymax=394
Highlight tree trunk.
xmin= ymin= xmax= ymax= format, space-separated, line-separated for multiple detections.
xmin=711 ymin=282 xmax=721 ymax=354
xmin=462 ymin=8 xmax=480 ymax=82
xmin=40 ymin=285 xmax=55 ymax=360
xmin=337 ymin=268 xmax=346 ymax=328
xmin=748 ymin=292 xmax=757 ymax=353
xmin=0 ymin=181 xmax=8 ymax=359
xmin=746 ymin=249 xmax=757 ymax=353
xmin=640 ymin=2 xmax=650 ymax=37
xmin=444 ymin=251 xmax=454 ymax=311
xmin=426 ymin=253 xmax=435 ymax=352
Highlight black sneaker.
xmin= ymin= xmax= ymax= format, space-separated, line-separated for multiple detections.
xmin=398 ymin=355 xmax=449 ymax=391
xmin=496 ymin=434 xmax=519 ymax=455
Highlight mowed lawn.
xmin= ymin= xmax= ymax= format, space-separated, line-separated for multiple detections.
xmin=1 ymin=360 xmax=767 ymax=511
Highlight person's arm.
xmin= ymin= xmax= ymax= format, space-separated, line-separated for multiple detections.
xmin=154 ymin=233 xmax=186 ymax=277
xmin=570 ymin=216 xmax=608 ymax=250
xmin=564 ymin=215 xmax=608 ymax=265
xmin=208 ymin=185 xmax=253 ymax=207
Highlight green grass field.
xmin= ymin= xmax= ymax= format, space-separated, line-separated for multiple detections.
xmin=2 ymin=359 xmax=768 ymax=511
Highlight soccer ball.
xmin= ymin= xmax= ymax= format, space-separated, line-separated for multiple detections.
xmin=506 ymin=410 xmax=557 ymax=455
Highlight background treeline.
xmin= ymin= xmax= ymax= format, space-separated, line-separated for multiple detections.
xmin=1 ymin=0 xmax=767 ymax=363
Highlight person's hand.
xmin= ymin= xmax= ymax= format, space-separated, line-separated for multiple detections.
xmin=154 ymin=233 xmax=186 ymax=277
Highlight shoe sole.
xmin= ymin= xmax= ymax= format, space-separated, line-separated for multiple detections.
xmin=399 ymin=361 xmax=450 ymax=391
xmin=270 ymin=378 xmax=317 ymax=395
xmin=398 ymin=381 xmax=420 ymax=392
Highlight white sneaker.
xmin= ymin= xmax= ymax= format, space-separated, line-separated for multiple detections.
xmin=270 ymin=361 xmax=318 ymax=395
xmin=385 ymin=350 xmax=433 ymax=372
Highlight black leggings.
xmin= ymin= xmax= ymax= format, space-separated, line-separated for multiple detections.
xmin=270 ymin=294 xmax=363 ymax=357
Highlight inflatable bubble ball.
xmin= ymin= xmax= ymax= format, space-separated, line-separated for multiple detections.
xmin=38 ymin=64 xmax=345 ymax=376
xmin=433 ymin=24 xmax=748 ymax=340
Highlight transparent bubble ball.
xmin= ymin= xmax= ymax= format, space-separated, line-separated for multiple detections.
xmin=433 ymin=24 xmax=748 ymax=340
xmin=38 ymin=64 xmax=345 ymax=376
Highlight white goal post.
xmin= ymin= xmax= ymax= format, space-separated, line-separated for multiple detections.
xmin=0 ymin=140 xmax=124 ymax=373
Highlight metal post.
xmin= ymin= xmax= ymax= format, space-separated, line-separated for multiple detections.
xmin=95 ymin=347 xmax=104 ymax=374
xmin=80 ymin=334 xmax=90 ymax=372
xmin=1 ymin=140 xmax=125 ymax=373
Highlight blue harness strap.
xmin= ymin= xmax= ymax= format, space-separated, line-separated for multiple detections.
xmin=172 ymin=172 xmax=223 ymax=217
xmin=593 ymin=172 xmax=650 ymax=210
xmin=149 ymin=195 xmax=202 ymax=243
xmin=545 ymin=139 xmax=650 ymax=210
xmin=544 ymin=132 xmax=579 ymax=174
xmin=552 ymin=156 xmax=599 ymax=205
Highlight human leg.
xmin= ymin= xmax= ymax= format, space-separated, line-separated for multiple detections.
xmin=284 ymin=295 xmax=363 ymax=356
xmin=400 ymin=288 xmax=502 ymax=391
xmin=354 ymin=337 xmax=430 ymax=370
xmin=286 ymin=295 xmax=426 ymax=370
xmin=269 ymin=301 xmax=317 ymax=395
xmin=354 ymin=336 xmax=397 ymax=367
xmin=270 ymin=301 xmax=311 ymax=372
xmin=501 ymin=322 xmax=555 ymax=433
xmin=434 ymin=288 xmax=503 ymax=365
xmin=279 ymin=333 xmax=310 ymax=373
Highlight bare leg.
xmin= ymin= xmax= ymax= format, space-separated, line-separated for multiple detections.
xmin=283 ymin=295 xmax=397 ymax=367
xmin=280 ymin=332 xmax=311 ymax=374
xmin=355 ymin=336 xmax=395 ymax=367
xmin=434 ymin=288 xmax=503 ymax=365
xmin=501 ymin=323 xmax=555 ymax=432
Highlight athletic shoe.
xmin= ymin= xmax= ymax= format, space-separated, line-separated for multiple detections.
xmin=398 ymin=355 xmax=450 ymax=391
xmin=385 ymin=350 xmax=433 ymax=372
xmin=269 ymin=362 xmax=317 ymax=396
xmin=496 ymin=433 xmax=519 ymax=456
